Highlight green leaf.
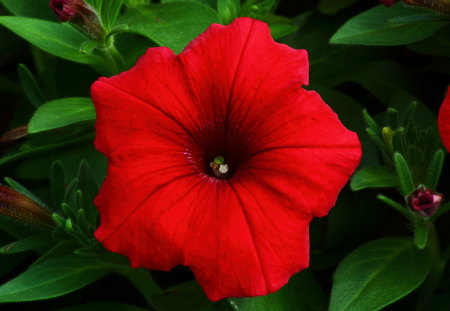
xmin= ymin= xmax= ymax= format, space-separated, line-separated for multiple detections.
xmin=28 ymin=97 xmax=95 ymax=134
xmin=0 ymin=255 xmax=112 ymax=302
xmin=318 ymin=0 xmax=360 ymax=15
xmin=330 ymin=4 xmax=444 ymax=45
xmin=350 ymin=166 xmax=398 ymax=191
xmin=229 ymin=270 xmax=327 ymax=311
xmin=0 ymin=16 xmax=101 ymax=64
xmin=394 ymin=152 xmax=415 ymax=196
xmin=0 ymin=133 xmax=94 ymax=167
xmin=218 ymin=0 xmax=240 ymax=25
xmin=330 ymin=238 xmax=431 ymax=311
xmin=0 ymin=0 xmax=56 ymax=20
xmin=425 ymin=149 xmax=444 ymax=190
xmin=100 ymin=0 xmax=124 ymax=31
xmin=119 ymin=3 xmax=218 ymax=54
xmin=56 ymin=302 xmax=150 ymax=311
xmin=0 ymin=233 xmax=51 ymax=254
xmin=17 ymin=63 xmax=46 ymax=108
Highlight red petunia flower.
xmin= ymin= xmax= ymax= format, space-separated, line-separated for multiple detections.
xmin=438 ymin=87 xmax=450 ymax=152
xmin=91 ymin=18 xmax=361 ymax=301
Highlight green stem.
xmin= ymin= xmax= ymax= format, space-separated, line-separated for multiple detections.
xmin=417 ymin=223 xmax=446 ymax=309
xmin=101 ymin=41 xmax=125 ymax=76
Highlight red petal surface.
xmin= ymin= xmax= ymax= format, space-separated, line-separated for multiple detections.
xmin=92 ymin=17 xmax=361 ymax=300
xmin=438 ymin=87 xmax=450 ymax=152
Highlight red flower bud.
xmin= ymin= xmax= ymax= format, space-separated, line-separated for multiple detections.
xmin=0 ymin=185 xmax=55 ymax=229
xmin=408 ymin=186 xmax=442 ymax=217
xmin=379 ymin=0 xmax=399 ymax=7
xmin=49 ymin=0 xmax=104 ymax=40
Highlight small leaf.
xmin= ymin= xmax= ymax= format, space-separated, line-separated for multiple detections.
xmin=119 ymin=3 xmax=218 ymax=54
xmin=414 ymin=223 xmax=428 ymax=250
xmin=394 ymin=152 xmax=415 ymax=196
xmin=76 ymin=161 xmax=100 ymax=226
xmin=425 ymin=149 xmax=444 ymax=190
xmin=28 ymin=97 xmax=95 ymax=134
xmin=350 ymin=166 xmax=398 ymax=191
xmin=330 ymin=4 xmax=444 ymax=45
xmin=0 ymin=255 xmax=112 ymax=302
xmin=330 ymin=238 xmax=431 ymax=311
xmin=17 ymin=64 xmax=46 ymax=108
xmin=0 ymin=233 xmax=51 ymax=254
xmin=0 ymin=16 xmax=101 ymax=64
xmin=218 ymin=0 xmax=240 ymax=25
xmin=100 ymin=0 xmax=124 ymax=31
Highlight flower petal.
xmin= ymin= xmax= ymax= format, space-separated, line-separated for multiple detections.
xmin=438 ymin=87 xmax=450 ymax=153
xmin=240 ymin=88 xmax=362 ymax=217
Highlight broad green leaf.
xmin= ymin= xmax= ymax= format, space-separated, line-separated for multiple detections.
xmin=0 ymin=0 xmax=55 ymax=20
xmin=100 ymin=0 xmax=124 ymax=30
xmin=330 ymin=238 xmax=431 ymax=311
xmin=0 ymin=16 xmax=100 ymax=64
xmin=330 ymin=4 xmax=444 ymax=45
xmin=350 ymin=166 xmax=398 ymax=191
xmin=119 ymin=3 xmax=218 ymax=54
xmin=229 ymin=270 xmax=327 ymax=311
xmin=318 ymin=0 xmax=360 ymax=15
xmin=56 ymin=302 xmax=150 ymax=311
xmin=0 ymin=233 xmax=51 ymax=254
xmin=17 ymin=64 xmax=46 ymax=108
xmin=0 ymin=255 xmax=112 ymax=302
xmin=28 ymin=97 xmax=95 ymax=134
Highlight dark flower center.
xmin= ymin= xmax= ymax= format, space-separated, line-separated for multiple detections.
xmin=186 ymin=118 xmax=256 ymax=180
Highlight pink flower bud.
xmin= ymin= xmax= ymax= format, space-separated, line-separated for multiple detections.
xmin=49 ymin=0 xmax=84 ymax=22
xmin=408 ymin=186 xmax=442 ymax=217
xmin=379 ymin=0 xmax=399 ymax=6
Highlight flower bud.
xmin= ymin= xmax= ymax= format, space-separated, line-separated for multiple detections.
xmin=379 ymin=0 xmax=399 ymax=7
xmin=0 ymin=185 xmax=55 ymax=229
xmin=408 ymin=186 xmax=443 ymax=217
xmin=49 ymin=0 xmax=105 ymax=41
